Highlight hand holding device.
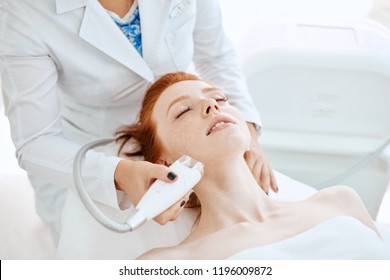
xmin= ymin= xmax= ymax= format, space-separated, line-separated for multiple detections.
xmin=127 ymin=156 xmax=204 ymax=230
xmin=74 ymin=139 xmax=203 ymax=233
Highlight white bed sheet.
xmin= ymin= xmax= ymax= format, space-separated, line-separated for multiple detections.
xmin=228 ymin=216 xmax=390 ymax=259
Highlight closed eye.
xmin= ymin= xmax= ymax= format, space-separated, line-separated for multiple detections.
xmin=215 ymin=97 xmax=229 ymax=103
xmin=175 ymin=107 xmax=191 ymax=119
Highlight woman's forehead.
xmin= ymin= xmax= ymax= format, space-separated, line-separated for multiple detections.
xmin=162 ymin=80 xmax=213 ymax=98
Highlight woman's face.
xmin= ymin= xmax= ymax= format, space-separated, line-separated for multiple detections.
xmin=152 ymin=80 xmax=251 ymax=164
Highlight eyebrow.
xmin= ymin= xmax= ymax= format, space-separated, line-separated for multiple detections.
xmin=202 ymin=86 xmax=220 ymax=94
xmin=167 ymin=95 xmax=190 ymax=115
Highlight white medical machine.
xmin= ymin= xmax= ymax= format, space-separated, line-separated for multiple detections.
xmin=73 ymin=139 xmax=203 ymax=232
xmin=241 ymin=17 xmax=390 ymax=218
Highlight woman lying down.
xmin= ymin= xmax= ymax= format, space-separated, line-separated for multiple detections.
xmin=116 ymin=72 xmax=390 ymax=260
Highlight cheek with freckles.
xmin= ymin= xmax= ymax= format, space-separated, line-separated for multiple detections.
xmin=158 ymin=121 xmax=205 ymax=162
xmin=156 ymin=107 xmax=252 ymax=163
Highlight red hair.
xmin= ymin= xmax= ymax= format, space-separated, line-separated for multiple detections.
xmin=116 ymin=72 xmax=202 ymax=209
xmin=116 ymin=72 xmax=201 ymax=162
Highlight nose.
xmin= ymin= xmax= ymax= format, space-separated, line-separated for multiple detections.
xmin=202 ymin=99 xmax=220 ymax=118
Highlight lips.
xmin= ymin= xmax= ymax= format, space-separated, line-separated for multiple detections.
xmin=206 ymin=116 xmax=236 ymax=136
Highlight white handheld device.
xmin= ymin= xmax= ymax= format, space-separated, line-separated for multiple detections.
xmin=128 ymin=156 xmax=204 ymax=230
xmin=73 ymin=138 xmax=203 ymax=233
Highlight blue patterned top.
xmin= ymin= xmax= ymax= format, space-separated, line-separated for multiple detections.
xmin=110 ymin=5 xmax=143 ymax=56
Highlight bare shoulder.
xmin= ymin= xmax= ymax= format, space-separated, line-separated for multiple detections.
xmin=310 ymin=185 xmax=380 ymax=236
xmin=309 ymin=185 xmax=367 ymax=216
xmin=314 ymin=185 xmax=362 ymax=208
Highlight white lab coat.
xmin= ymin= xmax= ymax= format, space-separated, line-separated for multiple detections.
xmin=0 ymin=0 xmax=261 ymax=258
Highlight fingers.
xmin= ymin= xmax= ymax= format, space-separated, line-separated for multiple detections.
xmin=244 ymin=146 xmax=279 ymax=194
xmin=144 ymin=162 xmax=193 ymax=225
xmin=252 ymin=157 xmax=262 ymax=185
xmin=244 ymin=150 xmax=256 ymax=173
xmin=245 ymin=150 xmax=270 ymax=194
xmin=245 ymin=150 xmax=260 ymax=185
xmin=269 ymin=167 xmax=279 ymax=193
xmin=153 ymin=190 xmax=194 ymax=225
xmin=146 ymin=162 xmax=178 ymax=184
xmin=170 ymin=190 xmax=195 ymax=220
xmin=260 ymin=163 xmax=271 ymax=195
xmin=153 ymin=206 xmax=178 ymax=225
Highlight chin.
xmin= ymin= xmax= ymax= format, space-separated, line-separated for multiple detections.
xmin=217 ymin=128 xmax=250 ymax=148
xmin=198 ymin=138 xmax=249 ymax=163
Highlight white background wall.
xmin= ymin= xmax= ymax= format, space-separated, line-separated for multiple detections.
xmin=219 ymin=0 xmax=375 ymax=46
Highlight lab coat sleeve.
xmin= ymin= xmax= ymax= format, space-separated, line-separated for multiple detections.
xmin=0 ymin=1 xmax=122 ymax=209
xmin=193 ymin=0 xmax=262 ymax=130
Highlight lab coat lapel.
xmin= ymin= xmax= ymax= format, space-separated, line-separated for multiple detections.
xmin=78 ymin=0 xmax=153 ymax=81
xmin=55 ymin=0 xmax=88 ymax=12
xmin=138 ymin=0 xmax=173 ymax=65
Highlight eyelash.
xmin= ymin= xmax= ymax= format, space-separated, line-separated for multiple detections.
xmin=216 ymin=97 xmax=229 ymax=103
xmin=175 ymin=107 xmax=191 ymax=119
xmin=175 ymin=97 xmax=229 ymax=119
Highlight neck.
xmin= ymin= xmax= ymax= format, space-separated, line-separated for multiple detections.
xmin=191 ymin=155 xmax=277 ymax=237
xmin=99 ymin=0 xmax=134 ymax=18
